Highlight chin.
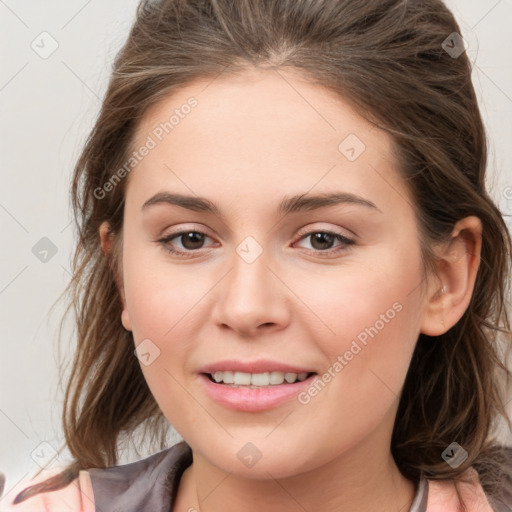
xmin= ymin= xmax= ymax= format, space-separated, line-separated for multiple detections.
xmin=196 ymin=437 xmax=317 ymax=480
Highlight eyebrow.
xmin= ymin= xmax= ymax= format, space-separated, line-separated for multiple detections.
xmin=141 ymin=191 xmax=382 ymax=216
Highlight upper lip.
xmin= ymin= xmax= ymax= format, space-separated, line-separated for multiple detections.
xmin=199 ymin=359 xmax=315 ymax=374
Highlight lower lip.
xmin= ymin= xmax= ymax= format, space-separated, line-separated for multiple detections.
xmin=199 ymin=373 xmax=317 ymax=412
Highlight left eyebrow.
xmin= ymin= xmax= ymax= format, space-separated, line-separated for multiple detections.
xmin=141 ymin=191 xmax=382 ymax=216
xmin=278 ymin=192 xmax=382 ymax=215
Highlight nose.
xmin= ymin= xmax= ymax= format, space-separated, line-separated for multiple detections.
xmin=210 ymin=245 xmax=290 ymax=337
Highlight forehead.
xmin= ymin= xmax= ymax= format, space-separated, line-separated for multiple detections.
xmin=126 ymin=66 xmax=410 ymax=216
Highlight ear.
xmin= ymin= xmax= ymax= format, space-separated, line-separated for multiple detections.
xmin=420 ymin=216 xmax=482 ymax=336
xmin=99 ymin=221 xmax=132 ymax=332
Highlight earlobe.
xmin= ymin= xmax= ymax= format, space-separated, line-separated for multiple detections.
xmin=121 ymin=307 xmax=132 ymax=331
xmin=420 ymin=216 xmax=482 ymax=336
xmin=118 ymin=281 xmax=132 ymax=331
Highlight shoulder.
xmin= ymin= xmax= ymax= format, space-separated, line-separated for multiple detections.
xmin=1 ymin=442 xmax=192 ymax=512
xmin=1 ymin=470 xmax=94 ymax=512
xmin=425 ymin=444 xmax=512 ymax=512
xmin=88 ymin=440 xmax=192 ymax=512
xmin=426 ymin=467 xmax=494 ymax=511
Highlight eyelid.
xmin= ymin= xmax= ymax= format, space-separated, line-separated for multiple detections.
xmin=160 ymin=223 xmax=212 ymax=237
xmin=294 ymin=223 xmax=356 ymax=241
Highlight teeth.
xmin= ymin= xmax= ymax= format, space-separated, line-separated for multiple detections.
xmin=285 ymin=372 xmax=298 ymax=383
xmin=210 ymin=371 xmax=310 ymax=386
xmin=234 ymin=371 xmax=252 ymax=385
xmin=251 ymin=372 xmax=270 ymax=386
xmin=269 ymin=371 xmax=285 ymax=385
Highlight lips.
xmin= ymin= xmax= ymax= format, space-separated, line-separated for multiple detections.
xmin=199 ymin=371 xmax=318 ymax=411
xmin=197 ymin=359 xmax=318 ymax=411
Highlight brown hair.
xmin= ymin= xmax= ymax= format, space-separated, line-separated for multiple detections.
xmin=14 ymin=0 xmax=512 ymax=509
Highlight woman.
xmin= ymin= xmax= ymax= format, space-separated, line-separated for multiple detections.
xmin=3 ymin=0 xmax=512 ymax=510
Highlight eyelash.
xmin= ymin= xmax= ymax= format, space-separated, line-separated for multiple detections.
xmin=157 ymin=228 xmax=355 ymax=258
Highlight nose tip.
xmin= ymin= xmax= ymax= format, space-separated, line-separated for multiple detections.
xmin=211 ymin=256 xmax=290 ymax=337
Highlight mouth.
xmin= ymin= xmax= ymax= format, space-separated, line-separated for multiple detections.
xmin=202 ymin=370 xmax=317 ymax=388
xmin=197 ymin=360 xmax=319 ymax=411
xmin=199 ymin=370 xmax=318 ymax=411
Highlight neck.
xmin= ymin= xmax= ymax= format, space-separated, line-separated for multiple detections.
xmin=175 ymin=437 xmax=416 ymax=512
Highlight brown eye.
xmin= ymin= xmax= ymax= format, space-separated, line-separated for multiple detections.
xmin=309 ymin=232 xmax=337 ymax=250
xmin=158 ymin=229 xmax=214 ymax=256
xmin=178 ymin=231 xmax=206 ymax=250
xmin=295 ymin=230 xmax=355 ymax=255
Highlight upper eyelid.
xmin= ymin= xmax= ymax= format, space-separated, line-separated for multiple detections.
xmin=295 ymin=224 xmax=355 ymax=240
xmin=160 ymin=225 xmax=354 ymax=241
xmin=160 ymin=221 xmax=355 ymax=238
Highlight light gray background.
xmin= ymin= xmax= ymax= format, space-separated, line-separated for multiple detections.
xmin=1 ymin=0 xmax=511 ymax=499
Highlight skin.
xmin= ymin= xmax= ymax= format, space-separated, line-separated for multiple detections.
xmin=99 ymin=66 xmax=482 ymax=512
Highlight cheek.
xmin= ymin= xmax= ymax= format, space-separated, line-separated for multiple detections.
xmin=123 ymin=266 xmax=205 ymax=431
xmin=122 ymin=239 xmax=211 ymax=342
xmin=295 ymin=246 xmax=424 ymax=354
xmin=121 ymin=249 xmax=214 ymax=412
xmin=294 ymin=247 xmax=424 ymax=411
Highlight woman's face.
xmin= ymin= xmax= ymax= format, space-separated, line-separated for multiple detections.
xmin=115 ymin=66 xmax=430 ymax=478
